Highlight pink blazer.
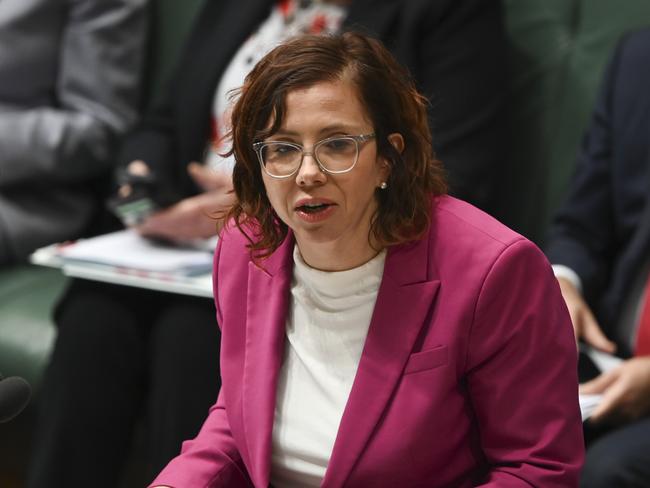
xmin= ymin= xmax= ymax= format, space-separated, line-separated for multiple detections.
xmin=152 ymin=196 xmax=584 ymax=487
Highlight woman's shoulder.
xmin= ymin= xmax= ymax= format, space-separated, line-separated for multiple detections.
xmin=431 ymin=195 xmax=546 ymax=268
xmin=216 ymin=219 xmax=256 ymax=265
xmin=433 ymin=195 xmax=526 ymax=248
xmin=421 ymin=197 xmax=553 ymax=305
xmin=216 ymin=218 xmax=291 ymax=268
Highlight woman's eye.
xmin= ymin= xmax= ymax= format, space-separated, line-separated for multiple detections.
xmin=324 ymin=138 xmax=354 ymax=152
xmin=266 ymin=144 xmax=298 ymax=157
xmin=276 ymin=145 xmax=296 ymax=154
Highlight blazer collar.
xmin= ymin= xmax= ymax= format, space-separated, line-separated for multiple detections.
xmin=241 ymin=229 xmax=440 ymax=488
xmin=241 ymin=232 xmax=294 ymax=488
xmin=322 ymin=231 xmax=440 ymax=487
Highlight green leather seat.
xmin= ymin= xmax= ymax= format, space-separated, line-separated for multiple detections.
xmin=503 ymin=0 xmax=650 ymax=242
xmin=0 ymin=266 xmax=66 ymax=484
xmin=0 ymin=266 xmax=63 ymax=384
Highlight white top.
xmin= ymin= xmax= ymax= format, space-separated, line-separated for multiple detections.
xmin=270 ymin=246 xmax=386 ymax=488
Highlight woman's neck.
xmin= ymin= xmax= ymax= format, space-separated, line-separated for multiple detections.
xmin=295 ymin=237 xmax=383 ymax=272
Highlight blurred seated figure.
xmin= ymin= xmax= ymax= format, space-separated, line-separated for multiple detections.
xmin=546 ymin=28 xmax=650 ymax=488
xmin=0 ymin=0 xmax=148 ymax=263
xmin=29 ymin=1 xmax=508 ymax=486
xmin=115 ymin=0 xmax=507 ymax=234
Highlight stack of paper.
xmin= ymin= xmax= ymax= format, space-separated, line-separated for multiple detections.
xmin=578 ymin=344 xmax=624 ymax=421
xmin=56 ymin=230 xmax=216 ymax=276
xmin=579 ymin=394 xmax=603 ymax=421
xmin=30 ymin=230 xmax=216 ymax=297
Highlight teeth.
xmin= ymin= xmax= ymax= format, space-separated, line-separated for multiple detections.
xmin=298 ymin=203 xmax=329 ymax=213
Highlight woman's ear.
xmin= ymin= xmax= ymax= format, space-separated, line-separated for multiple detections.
xmin=387 ymin=133 xmax=405 ymax=154
xmin=377 ymin=133 xmax=404 ymax=186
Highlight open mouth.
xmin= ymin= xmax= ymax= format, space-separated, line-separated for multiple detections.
xmin=296 ymin=203 xmax=334 ymax=214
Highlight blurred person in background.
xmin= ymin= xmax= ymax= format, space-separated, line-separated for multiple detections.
xmin=0 ymin=0 xmax=148 ymax=263
xmin=546 ymin=29 xmax=650 ymax=488
xmin=29 ymin=1 xmax=508 ymax=486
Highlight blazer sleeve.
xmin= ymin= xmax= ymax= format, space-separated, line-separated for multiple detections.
xmin=544 ymin=40 xmax=624 ymax=305
xmin=0 ymin=0 xmax=148 ymax=187
xmin=149 ymin=391 xmax=250 ymax=488
xmin=466 ymin=240 xmax=583 ymax=487
xmin=149 ymin=235 xmax=250 ymax=488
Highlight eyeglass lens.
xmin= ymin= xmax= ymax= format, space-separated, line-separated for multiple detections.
xmin=261 ymin=137 xmax=358 ymax=176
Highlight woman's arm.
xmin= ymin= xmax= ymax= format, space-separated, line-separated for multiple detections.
xmin=149 ymin=390 xmax=250 ymax=488
xmin=465 ymin=239 xmax=584 ymax=487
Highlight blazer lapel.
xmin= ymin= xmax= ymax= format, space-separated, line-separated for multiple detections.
xmin=322 ymin=235 xmax=441 ymax=488
xmin=241 ymin=234 xmax=294 ymax=488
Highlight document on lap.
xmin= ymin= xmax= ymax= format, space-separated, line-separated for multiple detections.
xmin=30 ymin=229 xmax=215 ymax=297
xmin=579 ymin=394 xmax=603 ymax=421
xmin=578 ymin=344 xmax=624 ymax=421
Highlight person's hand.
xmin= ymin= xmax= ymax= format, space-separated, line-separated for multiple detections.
xmin=556 ymin=277 xmax=616 ymax=353
xmin=117 ymin=159 xmax=151 ymax=199
xmin=580 ymin=356 xmax=650 ymax=424
xmin=187 ymin=161 xmax=233 ymax=192
xmin=137 ymin=164 xmax=236 ymax=241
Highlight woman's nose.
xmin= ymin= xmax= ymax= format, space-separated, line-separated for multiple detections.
xmin=296 ymin=153 xmax=326 ymax=187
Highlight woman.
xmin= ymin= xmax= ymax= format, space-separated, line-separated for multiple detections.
xmin=30 ymin=1 xmax=507 ymax=485
xmin=28 ymin=0 xmax=506 ymax=488
xmin=152 ymin=32 xmax=583 ymax=488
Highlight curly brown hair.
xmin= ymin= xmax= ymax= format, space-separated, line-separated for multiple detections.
xmin=226 ymin=31 xmax=447 ymax=258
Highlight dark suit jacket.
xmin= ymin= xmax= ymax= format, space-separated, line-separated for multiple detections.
xmin=546 ymin=29 xmax=650 ymax=354
xmin=118 ymin=0 xmax=507 ymax=216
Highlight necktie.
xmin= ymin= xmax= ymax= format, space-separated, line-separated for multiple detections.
xmin=635 ymin=273 xmax=650 ymax=356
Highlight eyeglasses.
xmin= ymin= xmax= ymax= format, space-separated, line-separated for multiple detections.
xmin=253 ymin=133 xmax=376 ymax=179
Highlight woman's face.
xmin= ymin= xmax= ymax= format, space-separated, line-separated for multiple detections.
xmin=260 ymin=78 xmax=390 ymax=270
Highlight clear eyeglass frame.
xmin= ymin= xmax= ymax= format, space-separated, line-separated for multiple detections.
xmin=252 ymin=133 xmax=376 ymax=179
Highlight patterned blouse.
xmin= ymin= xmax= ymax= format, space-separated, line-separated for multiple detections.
xmin=204 ymin=0 xmax=347 ymax=173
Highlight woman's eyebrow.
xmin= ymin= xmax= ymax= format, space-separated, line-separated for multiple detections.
xmin=272 ymin=124 xmax=359 ymax=138
xmin=318 ymin=124 xmax=357 ymax=135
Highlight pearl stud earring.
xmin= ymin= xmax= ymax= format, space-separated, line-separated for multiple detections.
xmin=379 ymin=182 xmax=388 ymax=190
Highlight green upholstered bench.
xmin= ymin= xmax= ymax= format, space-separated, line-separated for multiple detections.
xmin=503 ymin=0 xmax=650 ymax=242
xmin=0 ymin=266 xmax=63 ymax=384
xmin=0 ymin=266 xmax=66 ymax=484
xmin=0 ymin=265 xmax=66 ymax=486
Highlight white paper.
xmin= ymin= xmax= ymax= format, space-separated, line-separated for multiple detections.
xmin=582 ymin=345 xmax=624 ymax=373
xmin=578 ymin=344 xmax=624 ymax=421
xmin=58 ymin=229 xmax=216 ymax=274
xmin=579 ymin=393 xmax=603 ymax=421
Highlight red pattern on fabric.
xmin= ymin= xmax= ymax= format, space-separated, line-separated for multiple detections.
xmin=310 ymin=14 xmax=327 ymax=34
xmin=635 ymin=273 xmax=650 ymax=356
xmin=278 ymin=0 xmax=293 ymax=19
